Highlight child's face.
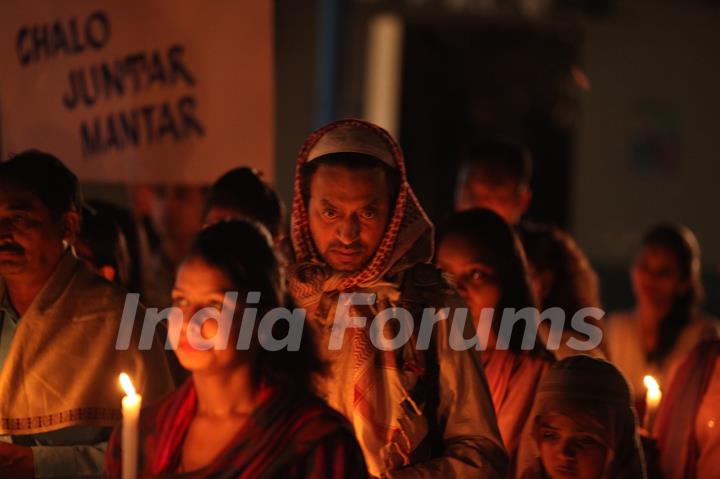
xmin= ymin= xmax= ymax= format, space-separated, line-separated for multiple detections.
xmin=536 ymin=414 xmax=608 ymax=479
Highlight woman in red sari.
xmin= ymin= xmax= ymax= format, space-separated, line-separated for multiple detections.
xmin=106 ymin=220 xmax=367 ymax=478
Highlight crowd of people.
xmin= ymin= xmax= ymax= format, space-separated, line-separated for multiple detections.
xmin=0 ymin=118 xmax=717 ymax=478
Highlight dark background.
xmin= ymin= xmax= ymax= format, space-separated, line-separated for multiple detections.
xmin=272 ymin=0 xmax=720 ymax=315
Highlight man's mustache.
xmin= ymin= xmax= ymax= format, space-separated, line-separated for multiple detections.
xmin=0 ymin=242 xmax=24 ymax=255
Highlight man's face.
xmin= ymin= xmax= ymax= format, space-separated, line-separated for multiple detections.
xmin=307 ymin=164 xmax=392 ymax=272
xmin=456 ymin=167 xmax=531 ymax=224
xmin=0 ymin=188 xmax=70 ymax=278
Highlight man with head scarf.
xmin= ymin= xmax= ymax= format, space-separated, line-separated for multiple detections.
xmin=288 ymin=119 xmax=507 ymax=478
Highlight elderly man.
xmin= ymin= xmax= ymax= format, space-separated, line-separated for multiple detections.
xmin=0 ymin=151 xmax=173 ymax=478
xmin=287 ymin=119 xmax=507 ymax=478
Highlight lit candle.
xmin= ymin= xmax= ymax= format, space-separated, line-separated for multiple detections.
xmin=643 ymin=375 xmax=662 ymax=428
xmin=119 ymin=373 xmax=141 ymax=479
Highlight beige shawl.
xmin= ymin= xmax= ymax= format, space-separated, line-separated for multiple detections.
xmin=605 ymin=309 xmax=720 ymax=397
xmin=0 ymin=250 xmax=174 ymax=435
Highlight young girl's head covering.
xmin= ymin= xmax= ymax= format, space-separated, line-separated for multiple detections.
xmin=517 ymin=355 xmax=647 ymax=479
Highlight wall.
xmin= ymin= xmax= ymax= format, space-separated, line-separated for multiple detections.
xmin=574 ymin=1 xmax=720 ymax=274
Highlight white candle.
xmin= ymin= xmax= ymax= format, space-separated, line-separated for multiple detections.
xmin=643 ymin=375 xmax=662 ymax=428
xmin=119 ymin=373 xmax=141 ymax=479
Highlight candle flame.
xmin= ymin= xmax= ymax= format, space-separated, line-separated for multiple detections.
xmin=643 ymin=375 xmax=660 ymax=393
xmin=119 ymin=373 xmax=137 ymax=397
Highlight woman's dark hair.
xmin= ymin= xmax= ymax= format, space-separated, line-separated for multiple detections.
xmin=187 ymin=220 xmax=324 ymax=395
xmin=90 ymin=200 xmax=145 ymax=293
xmin=77 ymin=205 xmax=130 ymax=287
xmin=206 ymin=167 xmax=285 ymax=238
xmin=640 ymin=223 xmax=703 ymax=365
xmin=518 ymin=222 xmax=601 ymax=313
xmin=437 ymin=208 xmax=543 ymax=354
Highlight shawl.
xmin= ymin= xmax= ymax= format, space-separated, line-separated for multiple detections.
xmin=605 ymin=309 xmax=720 ymax=398
xmin=287 ymin=119 xmax=437 ymax=476
xmin=0 ymin=249 xmax=174 ymax=434
xmin=105 ymin=379 xmax=367 ymax=478
xmin=516 ymin=355 xmax=647 ymax=479
xmin=653 ymin=340 xmax=720 ymax=479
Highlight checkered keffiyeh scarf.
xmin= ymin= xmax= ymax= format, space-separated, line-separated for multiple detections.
xmin=289 ymin=119 xmax=433 ymax=300
xmin=287 ymin=119 xmax=435 ymax=475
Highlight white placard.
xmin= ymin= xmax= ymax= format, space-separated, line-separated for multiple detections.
xmin=0 ymin=0 xmax=274 ymax=184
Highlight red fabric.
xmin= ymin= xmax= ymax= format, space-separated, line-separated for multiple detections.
xmin=105 ymin=380 xmax=367 ymax=478
xmin=653 ymin=340 xmax=720 ymax=479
